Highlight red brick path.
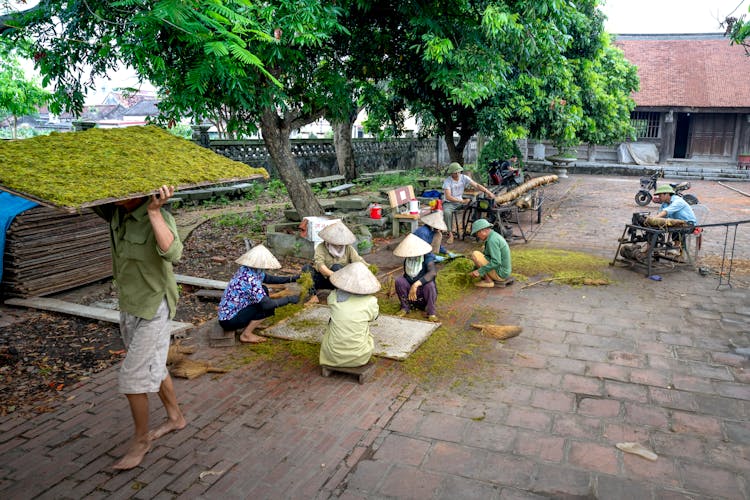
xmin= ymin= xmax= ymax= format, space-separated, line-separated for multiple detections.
xmin=1 ymin=175 xmax=748 ymax=499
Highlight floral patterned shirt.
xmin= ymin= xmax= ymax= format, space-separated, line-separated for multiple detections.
xmin=218 ymin=266 xmax=267 ymax=321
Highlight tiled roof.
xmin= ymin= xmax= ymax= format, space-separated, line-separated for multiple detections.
xmin=614 ymin=34 xmax=750 ymax=108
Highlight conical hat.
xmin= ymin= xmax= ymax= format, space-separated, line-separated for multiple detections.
xmin=330 ymin=262 xmax=381 ymax=294
xmin=318 ymin=221 xmax=356 ymax=245
xmin=420 ymin=211 xmax=448 ymax=231
xmin=235 ymin=244 xmax=281 ymax=269
xmin=393 ymin=233 xmax=433 ymax=257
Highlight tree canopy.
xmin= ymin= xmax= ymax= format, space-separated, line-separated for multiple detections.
xmin=353 ymin=0 xmax=638 ymax=163
xmin=0 ymin=0 xmax=351 ymax=216
xmin=1 ymin=0 xmax=639 ymax=212
xmin=0 ymin=43 xmax=49 ymax=138
xmin=725 ymin=5 xmax=750 ymax=53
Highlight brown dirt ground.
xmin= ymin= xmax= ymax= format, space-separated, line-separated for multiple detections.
xmin=0 ymin=196 xmax=297 ymax=417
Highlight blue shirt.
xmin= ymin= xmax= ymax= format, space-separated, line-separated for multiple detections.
xmin=660 ymin=196 xmax=697 ymax=224
xmin=413 ymin=225 xmax=447 ymax=255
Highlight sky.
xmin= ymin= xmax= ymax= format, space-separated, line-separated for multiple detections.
xmin=600 ymin=0 xmax=749 ymax=34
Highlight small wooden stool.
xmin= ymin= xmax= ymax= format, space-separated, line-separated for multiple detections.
xmin=320 ymin=361 xmax=376 ymax=384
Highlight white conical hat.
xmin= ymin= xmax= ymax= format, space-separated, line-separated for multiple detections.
xmin=318 ymin=221 xmax=356 ymax=245
xmin=330 ymin=262 xmax=381 ymax=294
xmin=420 ymin=211 xmax=448 ymax=231
xmin=393 ymin=233 xmax=433 ymax=257
xmin=235 ymin=244 xmax=281 ymax=269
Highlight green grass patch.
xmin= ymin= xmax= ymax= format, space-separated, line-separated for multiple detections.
xmin=511 ymin=247 xmax=611 ymax=286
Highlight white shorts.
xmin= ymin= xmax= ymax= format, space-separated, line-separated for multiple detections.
xmin=118 ymin=299 xmax=170 ymax=394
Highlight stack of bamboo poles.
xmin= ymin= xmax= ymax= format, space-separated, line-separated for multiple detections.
xmin=494 ymin=175 xmax=559 ymax=205
xmin=2 ymin=206 xmax=112 ymax=297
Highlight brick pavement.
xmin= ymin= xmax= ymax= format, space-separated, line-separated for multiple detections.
xmin=1 ymin=175 xmax=749 ymax=499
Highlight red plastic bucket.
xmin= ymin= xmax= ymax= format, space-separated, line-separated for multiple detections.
xmin=369 ymin=204 xmax=382 ymax=219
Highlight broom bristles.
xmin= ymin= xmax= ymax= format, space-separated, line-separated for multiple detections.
xmin=470 ymin=323 xmax=522 ymax=340
xmin=170 ymin=358 xmax=228 ymax=379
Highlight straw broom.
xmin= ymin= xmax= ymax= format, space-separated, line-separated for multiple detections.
xmin=170 ymin=358 xmax=228 ymax=379
xmin=167 ymin=339 xmax=197 ymax=365
xmin=470 ymin=323 xmax=523 ymax=340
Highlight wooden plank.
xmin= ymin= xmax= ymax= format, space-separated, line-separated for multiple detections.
xmin=175 ymin=274 xmax=228 ymax=290
xmin=4 ymin=297 xmax=193 ymax=335
xmin=327 ymin=183 xmax=356 ymax=195
xmin=387 ymin=185 xmax=415 ymax=209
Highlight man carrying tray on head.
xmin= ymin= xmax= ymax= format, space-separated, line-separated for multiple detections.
xmin=93 ymin=185 xmax=186 ymax=470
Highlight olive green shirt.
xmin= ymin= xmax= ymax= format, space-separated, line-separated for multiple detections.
xmin=94 ymin=201 xmax=182 ymax=320
xmin=313 ymin=243 xmax=366 ymax=273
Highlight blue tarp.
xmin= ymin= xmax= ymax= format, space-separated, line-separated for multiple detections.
xmin=0 ymin=192 xmax=39 ymax=283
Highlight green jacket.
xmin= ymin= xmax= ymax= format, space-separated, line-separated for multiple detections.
xmin=479 ymin=230 xmax=511 ymax=279
xmin=94 ymin=201 xmax=182 ymax=320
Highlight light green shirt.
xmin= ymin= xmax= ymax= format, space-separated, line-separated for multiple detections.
xmin=319 ymin=290 xmax=378 ymax=367
xmin=94 ymin=201 xmax=182 ymax=320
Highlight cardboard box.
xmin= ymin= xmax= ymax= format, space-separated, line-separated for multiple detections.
xmin=303 ymin=216 xmax=341 ymax=243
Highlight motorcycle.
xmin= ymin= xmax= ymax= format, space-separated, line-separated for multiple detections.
xmin=488 ymin=159 xmax=527 ymax=192
xmin=635 ymin=170 xmax=699 ymax=206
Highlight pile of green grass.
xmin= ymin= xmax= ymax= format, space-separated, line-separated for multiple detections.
xmin=0 ymin=125 xmax=268 ymax=210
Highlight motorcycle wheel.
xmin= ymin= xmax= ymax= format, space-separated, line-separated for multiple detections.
xmin=635 ymin=190 xmax=652 ymax=206
xmin=682 ymin=194 xmax=699 ymax=205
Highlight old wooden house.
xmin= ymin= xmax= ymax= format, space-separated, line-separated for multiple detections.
xmin=615 ymin=33 xmax=750 ymax=164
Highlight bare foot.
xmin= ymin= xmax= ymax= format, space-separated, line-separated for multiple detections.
xmin=148 ymin=416 xmax=187 ymax=441
xmin=239 ymin=332 xmax=267 ymax=344
xmin=306 ymin=294 xmax=320 ymax=304
xmin=113 ymin=439 xmax=151 ymax=470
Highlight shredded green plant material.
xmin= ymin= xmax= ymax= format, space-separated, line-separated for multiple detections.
xmin=0 ymin=125 xmax=268 ymax=210
xmin=267 ymin=272 xmax=313 ymax=325
xmin=401 ymin=324 xmax=489 ymax=384
xmin=435 ymin=258 xmax=476 ymax=303
xmin=287 ymin=318 xmax=326 ymax=330
xmin=511 ymin=247 xmax=610 ymax=286
xmin=225 ymin=338 xmax=319 ymax=369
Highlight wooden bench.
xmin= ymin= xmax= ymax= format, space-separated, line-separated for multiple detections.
xmin=327 ymin=183 xmax=356 ymax=196
xmin=388 ymin=185 xmax=420 ymax=237
xmin=321 ymin=361 xmax=376 ymax=384
xmin=306 ymin=174 xmax=346 ymax=187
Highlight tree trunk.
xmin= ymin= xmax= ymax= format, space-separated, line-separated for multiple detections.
xmin=333 ymin=120 xmax=356 ymax=181
xmin=12 ymin=115 xmax=17 ymax=140
xmin=443 ymin=124 xmax=471 ymax=164
xmin=260 ymin=108 xmax=324 ymax=217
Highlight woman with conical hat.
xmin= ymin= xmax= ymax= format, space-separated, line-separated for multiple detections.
xmin=319 ymin=262 xmax=381 ymax=368
xmin=414 ymin=211 xmax=448 ymax=256
xmin=218 ymin=244 xmax=300 ymax=343
xmin=393 ymin=233 xmax=439 ymax=322
xmin=302 ymin=220 xmax=368 ymax=294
